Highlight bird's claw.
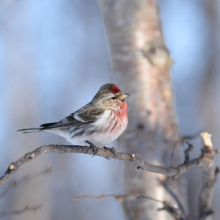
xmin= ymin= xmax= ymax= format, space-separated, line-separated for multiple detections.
xmin=103 ymin=147 xmax=117 ymax=157
xmin=86 ymin=141 xmax=98 ymax=156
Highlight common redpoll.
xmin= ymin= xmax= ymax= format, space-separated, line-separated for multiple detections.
xmin=18 ymin=83 xmax=129 ymax=148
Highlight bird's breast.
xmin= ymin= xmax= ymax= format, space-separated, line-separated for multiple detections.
xmin=110 ymin=104 xmax=128 ymax=134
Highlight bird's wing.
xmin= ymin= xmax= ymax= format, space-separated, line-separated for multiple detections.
xmin=73 ymin=104 xmax=105 ymax=123
xmin=40 ymin=103 xmax=105 ymax=130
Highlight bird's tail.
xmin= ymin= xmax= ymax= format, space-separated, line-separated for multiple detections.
xmin=17 ymin=128 xmax=41 ymax=133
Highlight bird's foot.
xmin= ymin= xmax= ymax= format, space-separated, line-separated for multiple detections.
xmin=86 ymin=141 xmax=98 ymax=156
xmin=103 ymin=146 xmax=117 ymax=157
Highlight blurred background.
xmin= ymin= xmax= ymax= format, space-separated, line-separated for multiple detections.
xmin=0 ymin=0 xmax=219 ymax=219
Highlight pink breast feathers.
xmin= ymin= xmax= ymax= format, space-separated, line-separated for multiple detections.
xmin=117 ymin=102 xmax=127 ymax=118
xmin=111 ymin=102 xmax=128 ymax=132
xmin=114 ymin=100 xmax=127 ymax=117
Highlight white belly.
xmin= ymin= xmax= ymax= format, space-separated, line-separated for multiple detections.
xmin=46 ymin=110 xmax=128 ymax=148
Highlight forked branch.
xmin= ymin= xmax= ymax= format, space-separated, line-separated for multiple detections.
xmin=0 ymin=133 xmax=218 ymax=185
xmin=0 ymin=133 xmax=218 ymax=220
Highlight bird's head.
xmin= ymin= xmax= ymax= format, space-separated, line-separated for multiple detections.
xmin=92 ymin=83 xmax=129 ymax=109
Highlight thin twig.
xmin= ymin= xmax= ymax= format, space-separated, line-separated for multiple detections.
xmin=184 ymin=141 xmax=194 ymax=164
xmin=170 ymin=132 xmax=201 ymax=167
xmin=74 ymin=194 xmax=163 ymax=203
xmin=0 ymin=205 xmax=42 ymax=218
xmin=74 ymin=193 xmax=190 ymax=220
xmin=0 ymin=166 xmax=52 ymax=200
xmin=170 ymin=137 xmax=184 ymax=167
xmin=157 ymin=178 xmax=185 ymax=214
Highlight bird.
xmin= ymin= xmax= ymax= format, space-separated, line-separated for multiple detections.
xmin=18 ymin=83 xmax=129 ymax=151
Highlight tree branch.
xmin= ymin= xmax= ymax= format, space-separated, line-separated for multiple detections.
xmin=0 ymin=133 xmax=218 ymax=191
xmin=74 ymin=194 xmax=188 ymax=220
xmin=74 ymin=193 xmax=163 ymax=203
xmin=0 ymin=133 xmax=218 ymax=220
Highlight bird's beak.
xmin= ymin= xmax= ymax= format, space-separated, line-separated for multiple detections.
xmin=119 ymin=93 xmax=130 ymax=101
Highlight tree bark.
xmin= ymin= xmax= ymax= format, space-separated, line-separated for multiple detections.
xmin=98 ymin=0 xmax=187 ymax=219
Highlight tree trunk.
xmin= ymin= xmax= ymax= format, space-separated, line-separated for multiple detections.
xmin=98 ymin=0 xmax=188 ymax=219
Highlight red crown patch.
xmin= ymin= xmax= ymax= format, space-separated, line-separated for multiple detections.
xmin=111 ymin=84 xmax=120 ymax=94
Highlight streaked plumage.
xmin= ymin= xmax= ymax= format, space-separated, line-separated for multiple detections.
xmin=18 ymin=83 xmax=129 ymax=148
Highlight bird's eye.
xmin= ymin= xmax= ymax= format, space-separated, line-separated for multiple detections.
xmin=111 ymin=97 xmax=116 ymax=100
